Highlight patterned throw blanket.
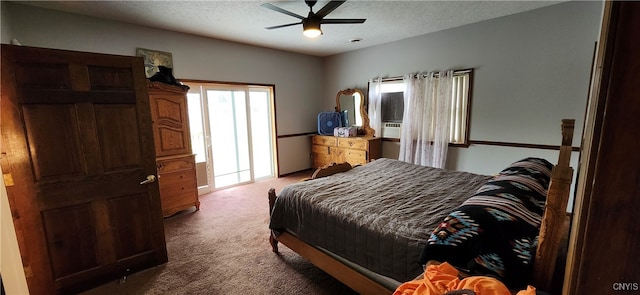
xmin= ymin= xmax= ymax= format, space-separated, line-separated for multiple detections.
xmin=419 ymin=158 xmax=553 ymax=289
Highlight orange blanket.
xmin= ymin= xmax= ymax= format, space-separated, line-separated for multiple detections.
xmin=394 ymin=262 xmax=536 ymax=295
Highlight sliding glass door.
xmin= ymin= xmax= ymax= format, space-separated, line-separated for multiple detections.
xmin=207 ymin=88 xmax=251 ymax=187
xmin=186 ymin=83 xmax=275 ymax=192
xmin=248 ymin=88 xmax=276 ymax=179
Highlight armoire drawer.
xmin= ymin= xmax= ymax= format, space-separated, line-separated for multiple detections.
xmin=159 ymin=179 xmax=197 ymax=200
xmin=158 ymin=170 xmax=195 ymax=187
xmin=157 ymin=155 xmax=195 ymax=173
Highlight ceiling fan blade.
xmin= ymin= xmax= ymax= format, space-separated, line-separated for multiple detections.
xmin=321 ymin=18 xmax=366 ymax=24
xmin=261 ymin=3 xmax=305 ymax=20
xmin=265 ymin=22 xmax=302 ymax=30
xmin=315 ymin=1 xmax=346 ymax=18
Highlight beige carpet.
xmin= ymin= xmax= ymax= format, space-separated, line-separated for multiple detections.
xmin=81 ymin=171 xmax=358 ymax=295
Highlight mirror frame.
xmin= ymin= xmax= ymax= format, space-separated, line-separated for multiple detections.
xmin=335 ymin=88 xmax=375 ymax=137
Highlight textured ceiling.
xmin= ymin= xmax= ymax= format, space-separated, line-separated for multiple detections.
xmin=16 ymin=0 xmax=564 ymax=57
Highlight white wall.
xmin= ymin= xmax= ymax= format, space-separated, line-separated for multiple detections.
xmin=0 ymin=1 xmax=323 ymax=175
xmin=324 ymin=1 xmax=602 ymax=177
xmin=1 ymin=1 xmax=602 ymax=176
xmin=0 ymin=166 xmax=30 ymax=295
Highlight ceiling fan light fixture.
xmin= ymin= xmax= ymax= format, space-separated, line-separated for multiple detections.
xmin=302 ymin=18 xmax=322 ymax=38
xmin=303 ymin=27 xmax=322 ymax=38
xmin=263 ymin=1 xmax=364 ymax=38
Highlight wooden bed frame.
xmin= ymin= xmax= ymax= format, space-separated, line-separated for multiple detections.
xmin=268 ymin=119 xmax=575 ymax=294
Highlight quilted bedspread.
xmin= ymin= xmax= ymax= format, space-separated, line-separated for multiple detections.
xmin=269 ymin=158 xmax=491 ymax=282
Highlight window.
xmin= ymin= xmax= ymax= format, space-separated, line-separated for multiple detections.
xmin=380 ymin=81 xmax=405 ymax=123
xmin=449 ymin=72 xmax=471 ymax=145
xmin=377 ymin=70 xmax=472 ymax=145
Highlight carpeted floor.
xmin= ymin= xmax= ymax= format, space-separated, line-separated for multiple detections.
xmin=81 ymin=170 xmax=358 ymax=295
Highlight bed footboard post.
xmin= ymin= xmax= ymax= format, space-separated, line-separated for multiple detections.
xmin=533 ymin=119 xmax=575 ymax=291
xmin=268 ymin=188 xmax=279 ymax=253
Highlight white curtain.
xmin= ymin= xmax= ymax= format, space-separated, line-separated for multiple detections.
xmin=398 ymin=70 xmax=454 ymax=168
xmin=368 ymin=78 xmax=383 ymax=138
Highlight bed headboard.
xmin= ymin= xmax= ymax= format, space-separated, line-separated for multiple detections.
xmin=532 ymin=119 xmax=575 ymax=290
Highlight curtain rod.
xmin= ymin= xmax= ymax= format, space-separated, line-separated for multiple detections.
xmin=375 ymin=68 xmax=473 ymax=82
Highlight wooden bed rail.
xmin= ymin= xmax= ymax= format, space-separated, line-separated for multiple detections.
xmin=268 ymin=188 xmax=279 ymax=253
xmin=268 ymin=163 xmax=353 ymax=253
xmin=532 ymin=119 xmax=575 ymax=291
xmin=268 ymin=187 xmax=392 ymax=295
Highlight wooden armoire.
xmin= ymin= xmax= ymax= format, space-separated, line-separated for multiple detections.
xmin=1 ymin=45 xmax=168 ymax=294
xmin=146 ymin=81 xmax=199 ymax=217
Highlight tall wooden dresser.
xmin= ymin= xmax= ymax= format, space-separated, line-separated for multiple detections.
xmin=311 ymin=135 xmax=381 ymax=168
xmin=147 ymin=81 xmax=199 ymax=217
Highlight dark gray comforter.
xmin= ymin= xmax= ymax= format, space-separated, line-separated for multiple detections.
xmin=269 ymin=158 xmax=492 ymax=282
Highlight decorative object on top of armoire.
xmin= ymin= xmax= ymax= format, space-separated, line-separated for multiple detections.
xmin=148 ymin=66 xmax=190 ymax=90
xmin=136 ymin=47 xmax=173 ymax=78
xmin=311 ymin=135 xmax=381 ymax=168
xmin=147 ymin=80 xmax=199 ymax=217
xmin=1 ymin=44 xmax=168 ymax=294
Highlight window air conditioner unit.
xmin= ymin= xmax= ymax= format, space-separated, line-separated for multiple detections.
xmin=382 ymin=122 xmax=402 ymax=139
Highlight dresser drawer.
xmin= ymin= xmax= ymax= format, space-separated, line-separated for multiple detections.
xmin=344 ymin=149 xmax=366 ymax=159
xmin=157 ymin=155 xmax=195 ymax=173
xmin=312 ymin=153 xmax=332 ymax=166
xmin=312 ymin=136 xmax=337 ymax=146
xmin=337 ymin=138 xmax=368 ymax=150
xmin=346 ymin=157 xmax=367 ymax=167
xmin=312 ymin=144 xmax=330 ymax=155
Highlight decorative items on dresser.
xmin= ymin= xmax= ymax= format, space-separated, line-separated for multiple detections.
xmin=312 ymin=135 xmax=381 ymax=168
xmin=311 ymin=88 xmax=381 ymax=169
xmin=147 ymin=80 xmax=200 ymax=217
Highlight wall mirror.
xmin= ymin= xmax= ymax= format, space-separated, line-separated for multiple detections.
xmin=335 ymin=88 xmax=375 ymax=137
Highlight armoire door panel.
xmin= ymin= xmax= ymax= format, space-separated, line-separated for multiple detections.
xmin=156 ymin=97 xmax=184 ymax=123
xmin=158 ymin=128 xmax=188 ymax=152
xmin=149 ymin=93 xmax=192 ymax=157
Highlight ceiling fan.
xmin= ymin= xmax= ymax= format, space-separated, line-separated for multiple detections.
xmin=262 ymin=0 xmax=366 ymax=38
